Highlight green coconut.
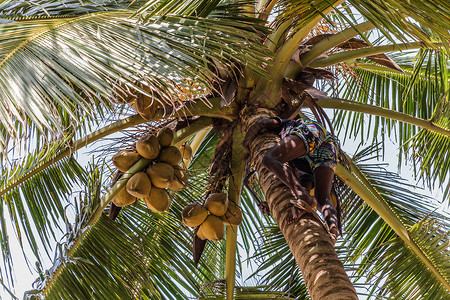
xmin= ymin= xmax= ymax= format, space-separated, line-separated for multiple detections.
xmin=200 ymin=215 xmax=224 ymax=242
xmin=159 ymin=146 xmax=182 ymax=166
xmin=179 ymin=143 xmax=192 ymax=160
xmin=157 ymin=127 xmax=174 ymax=147
xmin=112 ymin=186 xmax=136 ymax=207
xmin=205 ymin=193 xmax=229 ymax=217
xmin=220 ymin=201 xmax=242 ymax=226
xmin=168 ymin=165 xmax=188 ymax=191
xmin=136 ymin=134 xmax=160 ymax=160
xmin=182 ymin=203 xmax=208 ymax=227
xmin=146 ymin=163 xmax=174 ymax=188
xmin=126 ymin=172 xmax=152 ymax=198
xmin=144 ymin=187 xmax=170 ymax=212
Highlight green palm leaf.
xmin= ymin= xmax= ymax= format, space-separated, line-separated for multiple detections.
xmin=0 ymin=2 xmax=268 ymax=156
xmin=365 ymin=218 xmax=450 ymax=299
xmin=338 ymin=146 xmax=450 ymax=298
xmin=0 ymin=155 xmax=86 ymax=275
xmin=333 ymin=49 xmax=450 ymax=194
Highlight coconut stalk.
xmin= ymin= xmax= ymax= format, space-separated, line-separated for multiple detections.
xmin=225 ymin=127 xmax=246 ymax=300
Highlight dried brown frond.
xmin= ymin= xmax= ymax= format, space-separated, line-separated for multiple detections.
xmin=207 ymin=124 xmax=234 ymax=193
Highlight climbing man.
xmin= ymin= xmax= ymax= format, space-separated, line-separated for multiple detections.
xmin=242 ymin=116 xmax=341 ymax=242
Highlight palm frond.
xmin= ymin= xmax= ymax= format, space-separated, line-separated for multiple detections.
xmin=278 ymin=0 xmax=450 ymax=46
xmin=365 ymin=218 xmax=450 ymax=299
xmin=0 ymin=155 xmax=87 ymax=282
xmin=250 ymin=225 xmax=310 ymax=299
xmin=28 ymin=158 xmax=225 ymax=299
xmin=410 ymin=128 xmax=450 ymax=199
xmin=337 ymin=146 xmax=450 ymax=298
xmin=333 ymin=49 xmax=450 ymax=192
xmin=0 ymin=0 xmax=136 ymax=18
xmin=134 ymin=0 xmax=222 ymax=19
xmin=0 ymin=4 xmax=268 ymax=157
xmin=199 ymin=283 xmax=298 ymax=299
xmin=346 ymin=0 xmax=450 ymax=46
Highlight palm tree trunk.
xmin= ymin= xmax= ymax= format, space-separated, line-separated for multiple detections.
xmin=244 ymin=109 xmax=357 ymax=300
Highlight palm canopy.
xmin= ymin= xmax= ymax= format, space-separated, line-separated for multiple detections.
xmin=0 ymin=0 xmax=449 ymax=299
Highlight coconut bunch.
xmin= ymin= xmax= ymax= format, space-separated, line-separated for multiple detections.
xmin=111 ymin=127 xmax=192 ymax=212
xmin=182 ymin=193 xmax=242 ymax=242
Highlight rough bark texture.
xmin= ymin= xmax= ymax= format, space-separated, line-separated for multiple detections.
xmin=244 ymin=108 xmax=357 ymax=300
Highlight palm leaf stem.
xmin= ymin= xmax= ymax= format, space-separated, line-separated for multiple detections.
xmin=349 ymin=62 xmax=446 ymax=80
xmin=225 ymin=126 xmax=246 ymax=300
xmin=317 ymin=98 xmax=450 ymax=136
xmin=256 ymin=0 xmax=277 ymax=18
xmin=188 ymin=127 xmax=212 ymax=164
xmin=300 ymin=21 xmax=376 ymax=66
xmin=0 ymin=97 xmax=228 ymax=199
xmin=309 ymin=42 xmax=443 ymax=68
xmin=0 ymin=114 xmax=145 ymax=198
xmin=335 ymin=161 xmax=450 ymax=292
xmin=258 ymin=0 xmax=345 ymax=105
xmin=42 ymin=116 xmax=213 ymax=295
xmin=265 ymin=18 xmax=293 ymax=52
xmin=349 ymin=62 xmax=403 ymax=74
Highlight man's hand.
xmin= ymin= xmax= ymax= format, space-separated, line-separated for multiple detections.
xmin=242 ymin=118 xmax=280 ymax=153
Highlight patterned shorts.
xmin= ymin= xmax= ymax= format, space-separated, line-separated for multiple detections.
xmin=286 ymin=121 xmax=339 ymax=171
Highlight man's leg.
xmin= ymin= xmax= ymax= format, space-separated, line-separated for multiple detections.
xmin=261 ymin=135 xmax=317 ymax=223
xmin=313 ymin=166 xmax=340 ymax=240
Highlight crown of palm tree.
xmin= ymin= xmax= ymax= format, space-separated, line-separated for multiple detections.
xmin=0 ymin=0 xmax=449 ymax=299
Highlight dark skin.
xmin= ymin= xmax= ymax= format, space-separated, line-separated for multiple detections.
xmin=243 ymin=118 xmax=340 ymax=240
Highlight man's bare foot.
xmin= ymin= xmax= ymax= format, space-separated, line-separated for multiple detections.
xmin=258 ymin=202 xmax=271 ymax=216
xmin=295 ymin=191 xmax=317 ymax=209
xmin=286 ymin=205 xmax=309 ymax=224
xmin=322 ymin=205 xmax=340 ymax=242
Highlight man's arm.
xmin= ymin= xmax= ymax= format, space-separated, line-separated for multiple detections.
xmin=242 ymin=118 xmax=280 ymax=153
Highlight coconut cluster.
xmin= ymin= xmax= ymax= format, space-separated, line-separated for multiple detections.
xmin=182 ymin=193 xmax=243 ymax=242
xmin=111 ymin=127 xmax=192 ymax=212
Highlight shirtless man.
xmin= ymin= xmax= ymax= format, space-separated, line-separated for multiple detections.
xmin=243 ymin=117 xmax=341 ymax=241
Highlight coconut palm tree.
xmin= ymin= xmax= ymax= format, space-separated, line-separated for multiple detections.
xmin=0 ymin=0 xmax=449 ymax=299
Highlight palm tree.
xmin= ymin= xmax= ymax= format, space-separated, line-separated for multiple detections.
xmin=0 ymin=0 xmax=449 ymax=299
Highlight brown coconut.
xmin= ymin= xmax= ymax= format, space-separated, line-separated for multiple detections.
xmin=112 ymin=186 xmax=136 ymax=207
xmin=131 ymin=87 xmax=164 ymax=120
xmin=179 ymin=143 xmax=192 ymax=160
xmin=112 ymin=149 xmax=141 ymax=172
xmin=168 ymin=165 xmax=188 ymax=191
xmin=159 ymin=146 xmax=182 ymax=166
xmin=144 ymin=187 xmax=170 ymax=212
xmin=126 ymin=172 xmax=152 ymax=198
xmin=196 ymin=225 xmax=207 ymax=240
xmin=146 ymin=163 xmax=174 ymax=188
xmin=200 ymin=215 xmax=224 ymax=242
xmin=157 ymin=127 xmax=174 ymax=147
xmin=136 ymin=134 xmax=160 ymax=160
xmin=204 ymin=193 xmax=229 ymax=217
xmin=182 ymin=203 xmax=208 ymax=227
xmin=220 ymin=202 xmax=242 ymax=226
